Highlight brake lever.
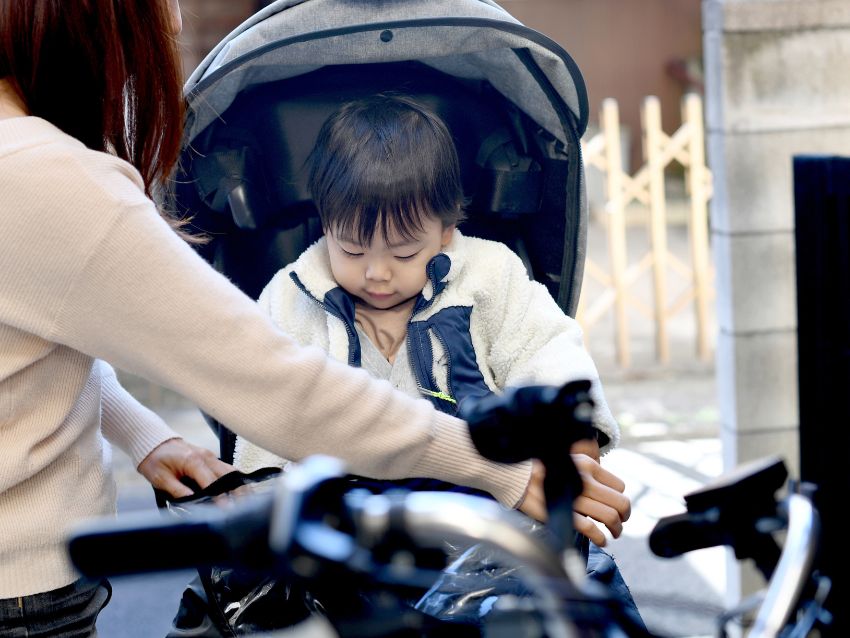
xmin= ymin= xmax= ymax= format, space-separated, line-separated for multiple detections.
xmin=460 ymin=381 xmax=597 ymax=555
xmin=650 ymin=456 xmax=788 ymax=580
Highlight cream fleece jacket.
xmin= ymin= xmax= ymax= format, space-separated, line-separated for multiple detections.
xmin=0 ymin=116 xmax=530 ymax=598
xmin=236 ymin=233 xmax=620 ymax=473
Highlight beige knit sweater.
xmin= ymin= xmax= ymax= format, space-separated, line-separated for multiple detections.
xmin=0 ymin=116 xmax=530 ymax=598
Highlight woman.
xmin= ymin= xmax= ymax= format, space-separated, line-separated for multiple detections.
xmin=0 ymin=1 xmax=542 ymax=634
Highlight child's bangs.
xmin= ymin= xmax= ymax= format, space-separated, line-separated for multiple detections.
xmin=329 ymin=169 xmax=449 ymax=246
xmin=311 ymin=93 xmax=465 ymax=245
xmin=333 ymin=191 xmax=434 ymax=246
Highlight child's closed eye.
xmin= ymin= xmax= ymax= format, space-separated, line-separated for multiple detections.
xmin=340 ymin=247 xmax=364 ymax=257
xmin=395 ymin=251 xmax=420 ymax=261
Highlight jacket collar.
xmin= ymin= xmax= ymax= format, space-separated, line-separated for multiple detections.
xmin=291 ymin=230 xmax=468 ymax=311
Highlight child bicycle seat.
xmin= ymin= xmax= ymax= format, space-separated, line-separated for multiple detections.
xmin=176 ymin=61 xmax=575 ymax=307
xmin=173 ymin=0 xmax=590 ymax=466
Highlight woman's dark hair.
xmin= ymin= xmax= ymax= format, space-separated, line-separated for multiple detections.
xmin=308 ymin=94 xmax=465 ymax=245
xmin=0 ymin=0 xmax=187 ymax=229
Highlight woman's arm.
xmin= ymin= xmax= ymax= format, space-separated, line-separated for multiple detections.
xmin=98 ymin=359 xmax=179 ymax=465
xmin=0 ymin=154 xmax=530 ymax=508
xmin=98 ymin=360 xmax=233 ymax=496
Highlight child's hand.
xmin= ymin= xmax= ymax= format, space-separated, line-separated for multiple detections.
xmin=520 ymin=451 xmax=631 ymax=546
xmin=137 ymin=437 xmax=235 ymax=498
xmin=571 ymin=453 xmax=631 ymax=547
xmin=570 ymin=435 xmax=601 ymax=463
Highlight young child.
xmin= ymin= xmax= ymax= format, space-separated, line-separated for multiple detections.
xmin=229 ymin=92 xmax=644 ymax=629
xmin=235 ymin=93 xmax=628 ymax=545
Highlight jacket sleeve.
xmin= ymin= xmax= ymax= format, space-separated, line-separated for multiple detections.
xmin=480 ymin=245 xmax=620 ymax=453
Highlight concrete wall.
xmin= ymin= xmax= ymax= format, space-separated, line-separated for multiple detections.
xmin=703 ymin=0 xmax=850 ymax=603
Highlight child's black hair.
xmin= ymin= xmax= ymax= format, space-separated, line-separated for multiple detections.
xmin=308 ymin=93 xmax=465 ymax=246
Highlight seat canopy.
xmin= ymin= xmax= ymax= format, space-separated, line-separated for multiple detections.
xmin=177 ymin=0 xmax=589 ymax=317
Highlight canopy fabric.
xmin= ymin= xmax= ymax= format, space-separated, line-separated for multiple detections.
xmin=182 ymin=0 xmax=588 ymax=147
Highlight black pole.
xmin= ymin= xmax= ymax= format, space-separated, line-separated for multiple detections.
xmin=793 ymin=154 xmax=850 ymax=636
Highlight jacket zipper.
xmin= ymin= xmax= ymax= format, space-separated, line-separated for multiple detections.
xmin=430 ymin=327 xmax=455 ymax=404
xmin=290 ymin=275 xmax=358 ymax=367
xmin=411 ymin=326 xmax=457 ymax=408
xmin=418 ymin=387 xmax=457 ymax=405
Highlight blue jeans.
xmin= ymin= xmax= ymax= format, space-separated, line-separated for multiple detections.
xmin=587 ymin=543 xmax=647 ymax=633
xmin=0 ymin=578 xmax=111 ymax=638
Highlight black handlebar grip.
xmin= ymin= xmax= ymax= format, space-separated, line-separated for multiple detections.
xmin=649 ymin=510 xmax=727 ymax=558
xmin=461 ymin=381 xmax=595 ymax=464
xmin=67 ymin=509 xmax=230 ymax=577
xmin=68 ymin=496 xmax=274 ymax=577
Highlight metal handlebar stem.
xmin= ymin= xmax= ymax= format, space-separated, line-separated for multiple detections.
xmin=748 ymin=493 xmax=820 ymax=638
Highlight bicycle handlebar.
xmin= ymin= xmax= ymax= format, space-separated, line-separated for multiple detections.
xmin=649 ymin=456 xmax=788 ymax=579
xmin=69 ymin=456 xmax=589 ymax=637
xmin=69 ymin=456 xmax=567 ymax=583
xmin=749 ymin=493 xmax=821 ymax=638
xmin=68 ymin=490 xmax=274 ymax=577
xmin=66 ymin=379 xmax=827 ymax=638
xmin=648 ymin=456 xmax=828 ymax=637
xmin=67 ymin=453 xmax=825 ymax=638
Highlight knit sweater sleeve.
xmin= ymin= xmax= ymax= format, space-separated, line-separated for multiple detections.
xmin=0 ymin=146 xmax=530 ymax=507
xmin=97 ymin=360 xmax=181 ymax=467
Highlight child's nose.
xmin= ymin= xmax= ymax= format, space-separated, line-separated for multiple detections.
xmin=365 ymin=260 xmax=391 ymax=281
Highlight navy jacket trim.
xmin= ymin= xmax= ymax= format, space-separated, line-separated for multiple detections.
xmin=289 ymin=272 xmax=361 ymax=366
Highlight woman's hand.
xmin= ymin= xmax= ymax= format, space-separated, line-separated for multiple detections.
xmin=567 ymin=435 xmax=631 ymax=546
xmin=137 ymin=437 xmax=234 ymax=498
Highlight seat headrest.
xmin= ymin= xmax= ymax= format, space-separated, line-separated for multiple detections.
xmin=182 ymin=61 xmax=543 ymax=231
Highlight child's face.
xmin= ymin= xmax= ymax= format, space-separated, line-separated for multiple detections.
xmin=326 ymin=216 xmax=454 ymax=310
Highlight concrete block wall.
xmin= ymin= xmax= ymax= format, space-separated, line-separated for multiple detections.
xmin=703 ymin=0 xmax=850 ymax=604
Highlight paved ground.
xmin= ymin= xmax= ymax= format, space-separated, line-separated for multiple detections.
xmin=603 ymin=371 xmax=726 ymax=638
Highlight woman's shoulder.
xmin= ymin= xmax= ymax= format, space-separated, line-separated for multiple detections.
xmin=0 ymin=116 xmax=149 ymax=211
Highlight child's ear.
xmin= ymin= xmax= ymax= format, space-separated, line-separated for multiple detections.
xmin=441 ymin=224 xmax=456 ymax=247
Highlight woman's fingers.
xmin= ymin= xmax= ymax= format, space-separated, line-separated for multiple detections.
xmin=573 ymin=495 xmax=626 ymax=538
xmin=576 ymin=477 xmax=632 ymax=522
xmin=137 ymin=438 xmax=235 ymax=497
xmin=569 ymin=453 xmax=632 ymax=541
